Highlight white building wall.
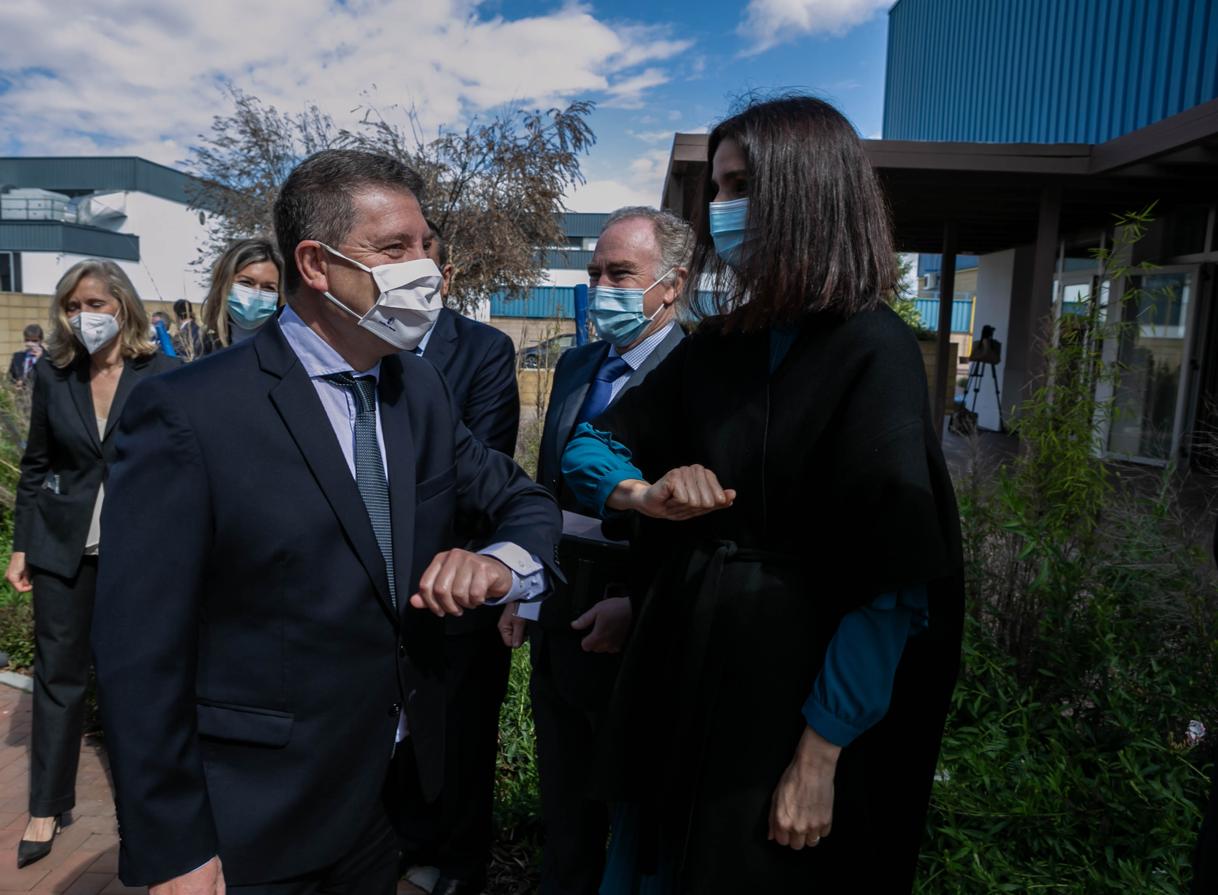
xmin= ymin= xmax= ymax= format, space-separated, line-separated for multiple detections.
xmin=969 ymin=249 xmax=1016 ymax=431
xmin=16 ymin=190 xmax=211 ymax=304
xmin=106 ymin=191 xmax=210 ymax=303
xmin=542 ymin=268 xmax=589 ymax=287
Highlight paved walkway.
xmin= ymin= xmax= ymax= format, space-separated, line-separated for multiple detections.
xmin=0 ymin=683 xmax=135 ymax=895
xmin=0 ymin=683 xmax=422 ymax=894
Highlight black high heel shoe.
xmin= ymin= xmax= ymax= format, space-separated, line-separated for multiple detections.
xmin=16 ymin=816 xmax=61 ymax=869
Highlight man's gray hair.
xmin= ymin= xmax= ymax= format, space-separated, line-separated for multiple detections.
xmin=603 ymin=206 xmax=694 ymax=284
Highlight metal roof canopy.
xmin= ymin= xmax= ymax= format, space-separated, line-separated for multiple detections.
xmin=0 ymin=156 xmax=214 ymax=210
xmin=660 ymin=97 xmax=1218 ymax=255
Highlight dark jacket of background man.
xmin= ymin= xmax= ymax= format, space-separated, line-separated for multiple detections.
xmin=90 ymin=320 xmax=560 ymax=887
xmin=531 ymin=326 xmax=683 ymax=894
xmin=403 ymin=303 xmax=521 ymax=887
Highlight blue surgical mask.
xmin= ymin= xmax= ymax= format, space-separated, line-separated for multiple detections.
xmin=708 ymin=197 xmax=749 ymax=266
xmin=228 ymin=283 xmax=278 ymax=329
xmin=588 ymin=268 xmax=674 ymax=348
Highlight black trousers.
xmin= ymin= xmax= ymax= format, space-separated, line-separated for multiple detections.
xmin=396 ymin=624 xmax=511 ymax=883
xmin=29 ymin=557 xmax=96 ymax=817
xmin=529 ymin=629 xmax=620 ymax=895
xmin=228 ymin=806 xmax=400 ymax=894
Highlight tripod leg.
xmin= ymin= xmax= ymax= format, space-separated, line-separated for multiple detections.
xmin=990 ymin=364 xmax=1004 ymax=432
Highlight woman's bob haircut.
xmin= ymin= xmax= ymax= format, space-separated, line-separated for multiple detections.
xmin=687 ymin=94 xmax=896 ymax=331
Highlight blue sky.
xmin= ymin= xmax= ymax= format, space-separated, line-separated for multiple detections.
xmin=0 ymin=0 xmax=893 ymax=211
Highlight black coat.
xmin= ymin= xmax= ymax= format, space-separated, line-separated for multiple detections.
xmin=12 ymin=351 xmax=180 ymax=578
xmin=590 ymin=307 xmax=965 ymax=893
xmin=91 ymin=320 xmax=561 ymax=887
xmin=420 ymin=309 xmax=521 ymax=636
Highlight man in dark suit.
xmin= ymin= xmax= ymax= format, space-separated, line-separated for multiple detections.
xmin=396 ymin=221 xmax=521 ymax=895
xmin=9 ymin=323 xmax=44 ymax=384
xmin=498 ymin=207 xmax=692 ymax=895
xmin=92 ymin=149 xmax=561 ymax=895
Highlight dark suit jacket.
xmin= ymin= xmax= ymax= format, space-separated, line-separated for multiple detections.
xmin=537 ymin=326 xmax=684 ymax=511
xmin=421 ymin=309 xmax=520 ymax=636
xmin=9 ymin=350 xmax=36 ymax=383
xmin=421 ymin=310 xmax=523 ymax=637
xmin=11 ymin=351 xmax=180 ymax=578
xmin=535 ymin=326 xmax=684 ymax=633
xmin=422 ymin=308 xmax=519 ymax=457
xmin=91 ymin=320 xmax=560 ymax=887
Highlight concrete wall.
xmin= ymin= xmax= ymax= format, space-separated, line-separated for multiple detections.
xmin=969 ymin=249 xmax=1017 ymax=431
xmin=0 ymin=291 xmax=176 ymax=364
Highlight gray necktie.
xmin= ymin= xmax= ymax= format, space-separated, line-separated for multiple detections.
xmin=325 ymin=372 xmax=395 ymax=609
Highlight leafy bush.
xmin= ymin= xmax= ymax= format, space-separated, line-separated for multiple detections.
xmin=917 ymin=210 xmax=1217 ymax=893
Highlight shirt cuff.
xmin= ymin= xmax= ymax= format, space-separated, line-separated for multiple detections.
xmin=479 ymin=542 xmax=547 ymax=605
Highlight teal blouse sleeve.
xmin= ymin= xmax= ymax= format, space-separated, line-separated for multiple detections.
xmin=803 ymin=585 xmax=930 ymax=747
xmin=560 ymin=422 xmax=644 ymax=516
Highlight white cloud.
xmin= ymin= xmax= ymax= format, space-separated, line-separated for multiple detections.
xmin=603 ymin=68 xmax=673 ymax=109
xmin=737 ymin=0 xmax=889 ymax=55
xmin=564 ymin=176 xmax=662 ymax=213
xmin=628 ymin=129 xmax=678 ymax=144
xmin=0 ymin=0 xmax=690 ymax=168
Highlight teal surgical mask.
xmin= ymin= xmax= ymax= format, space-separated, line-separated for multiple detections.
xmin=228 ymin=284 xmax=278 ymax=329
xmin=708 ymin=197 xmax=749 ymax=266
xmin=588 ymin=268 xmax=674 ymax=348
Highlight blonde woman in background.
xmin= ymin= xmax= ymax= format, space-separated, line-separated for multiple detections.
xmin=3 ymin=260 xmax=179 ymax=868
xmin=198 ymin=237 xmax=283 ymax=355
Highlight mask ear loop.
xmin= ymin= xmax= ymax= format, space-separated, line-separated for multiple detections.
xmin=641 ymin=267 xmax=677 ymax=321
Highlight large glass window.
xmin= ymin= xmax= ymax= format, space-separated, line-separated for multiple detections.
xmin=1106 ymin=270 xmax=1196 ymax=462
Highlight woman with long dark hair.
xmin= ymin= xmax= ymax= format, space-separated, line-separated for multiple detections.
xmin=5 ymin=260 xmax=179 ymax=868
xmin=198 ymin=237 xmax=283 ymax=355
xmin=560 ymin=95 xmax=965 ymax=892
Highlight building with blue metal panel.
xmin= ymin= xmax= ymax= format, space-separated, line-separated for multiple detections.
xmin=884 ymin=0 xmax=1218 ymax=144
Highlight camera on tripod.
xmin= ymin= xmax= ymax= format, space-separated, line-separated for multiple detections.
xmin=950 ymin=325 xmax=1005 ymax=436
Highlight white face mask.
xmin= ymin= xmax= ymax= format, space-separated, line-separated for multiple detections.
xmin=318 ymin=244 xmax=443 ymax=352
xmin=70 ymin=311 xmax=121 ymax=355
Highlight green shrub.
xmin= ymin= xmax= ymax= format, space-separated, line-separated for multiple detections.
xmin=917 ymin=208 xmax=1217 ymax=893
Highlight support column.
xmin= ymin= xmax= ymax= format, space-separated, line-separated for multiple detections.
xmin=1004 ymin=186 xmax=1062 ymax=413
xmin=933 ymin=221 xmax=959 ymax=430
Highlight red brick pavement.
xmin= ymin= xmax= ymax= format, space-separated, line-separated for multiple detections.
xmin=0 ymin=682 xmax=420 ymax=894
xmin=0 ymin=682 xmax=136 ymax=895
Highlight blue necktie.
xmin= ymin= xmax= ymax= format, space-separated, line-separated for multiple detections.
xmin=325 ymin=372 xmax=396 ymax=609
xmin=576 ymin=354 xmax=632 ymax=425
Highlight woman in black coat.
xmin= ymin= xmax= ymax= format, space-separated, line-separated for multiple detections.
xmin=561 ymin=96 xmax=965 ymax=893
xmin=5 ymin=259 xmax=179 ymax=868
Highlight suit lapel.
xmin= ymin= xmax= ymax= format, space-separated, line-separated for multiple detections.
xmin=377 ymin=355 xmax=417 ymax=624
xmin=103 ymin=357 xmax=149 ymax=442
xmin=611 ymin=325 xmax=685 ymax=407
xmin=555 ymin=342 xmax=610 ymax=446
xmin=419 ymin=308 xmax=459 ymax=379
xmin=259 ymin=326 xmax=397 ymax=619
xmin=65 ymin=359 xmax=102 ymax=455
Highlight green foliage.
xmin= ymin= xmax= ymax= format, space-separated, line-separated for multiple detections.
xmin=920 ymin=207 xmax=1218 ymax=893
xmin=0 ymin=380 xmax=30 ymax=669
xmin=490 ymin=648 xmax=542 ymax=892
